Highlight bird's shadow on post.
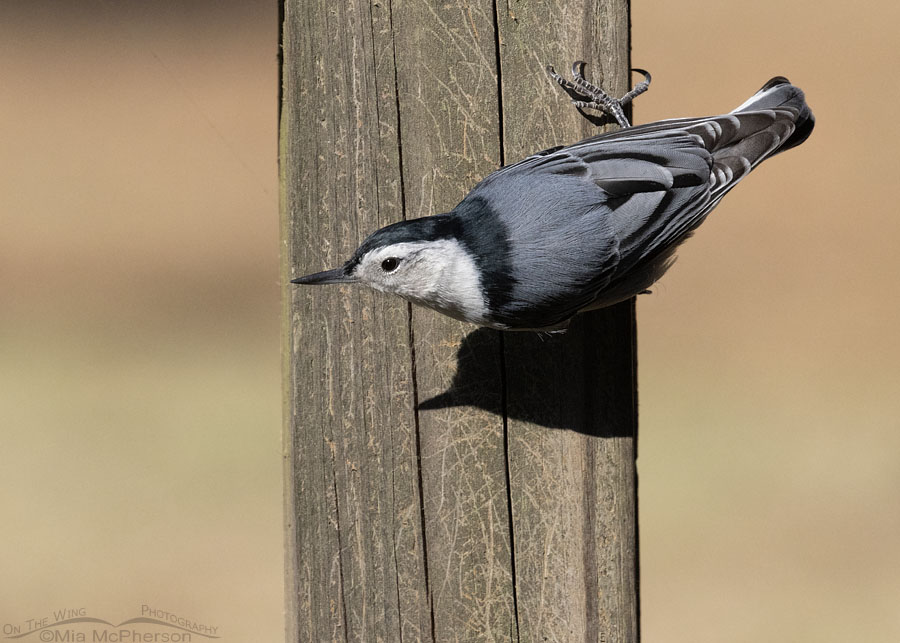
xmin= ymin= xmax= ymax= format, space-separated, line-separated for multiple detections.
xmin=417 ymin=302 xmax=636 ymax=437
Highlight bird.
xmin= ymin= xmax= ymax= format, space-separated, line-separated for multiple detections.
xmin=292 ymin=63 xmax=814 ymax=331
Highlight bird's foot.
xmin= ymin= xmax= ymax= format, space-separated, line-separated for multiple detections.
xmin=545 ymin=61 xmax=651 ymax=128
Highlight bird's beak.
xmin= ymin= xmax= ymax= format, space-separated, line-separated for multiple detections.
xmin=291 ymin=266 xmax=358 ymax=285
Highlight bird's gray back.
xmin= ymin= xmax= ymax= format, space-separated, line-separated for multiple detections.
xmin=469 ymin=174 xmax=621 ymax=328
xmin=456 ymin=78 xmax=812 ymax=328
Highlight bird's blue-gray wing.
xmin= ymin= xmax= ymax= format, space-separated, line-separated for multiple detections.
xmin=563 ymin=109 xmax=801 ymax=284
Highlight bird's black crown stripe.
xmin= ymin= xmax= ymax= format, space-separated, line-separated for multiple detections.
xmin=345 ymin=214 xmax=460 ymax=272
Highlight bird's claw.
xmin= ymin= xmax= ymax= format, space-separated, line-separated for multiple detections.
xmin=545 ymin=62 xmax=651 ymax=129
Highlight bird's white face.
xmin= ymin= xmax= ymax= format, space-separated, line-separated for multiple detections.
xmin=352 ymin=239 xmax=489 ymax=324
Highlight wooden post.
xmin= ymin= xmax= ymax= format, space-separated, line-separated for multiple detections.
xmin=281 ymin=0 xmax=638 ymax=641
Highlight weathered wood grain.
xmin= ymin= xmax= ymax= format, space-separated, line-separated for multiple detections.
xmin=282 ymin=0 xmax=431 ymax=640
xmin=496 ymin=3 xmax=639 ymax=641
xmin=390 ymin=1 xmax=517 ymax=640
xmin=283 ymin=0 xmax=637 ymax=641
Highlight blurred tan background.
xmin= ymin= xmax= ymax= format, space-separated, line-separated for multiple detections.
xmin=0 ymin=1 xmax=283 ymax=641
xmin=2 ymin=1 xmax=898 ymax=642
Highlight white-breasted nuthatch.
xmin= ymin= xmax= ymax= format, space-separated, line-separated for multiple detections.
xmin=293 ymin=64 xmax=814 ymax=331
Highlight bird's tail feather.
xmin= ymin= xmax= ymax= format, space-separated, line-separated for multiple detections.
xmin=730 ymin=76 xmax=815 ymax=156
xmin=695 ymin=77 xmax=814 ymax=198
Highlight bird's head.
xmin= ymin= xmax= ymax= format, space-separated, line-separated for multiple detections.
xmin=292 ymin=216 xmax=490 ymax=324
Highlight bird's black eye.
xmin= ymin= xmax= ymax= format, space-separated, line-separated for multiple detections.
xmin=381 ymin=257 xmax=400 ymax=272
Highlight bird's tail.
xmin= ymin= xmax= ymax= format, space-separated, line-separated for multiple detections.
xmin=699 ymin=77 xmax=814 ymax=199
xmin=730 ymin=76 xmax=815 ymax=155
